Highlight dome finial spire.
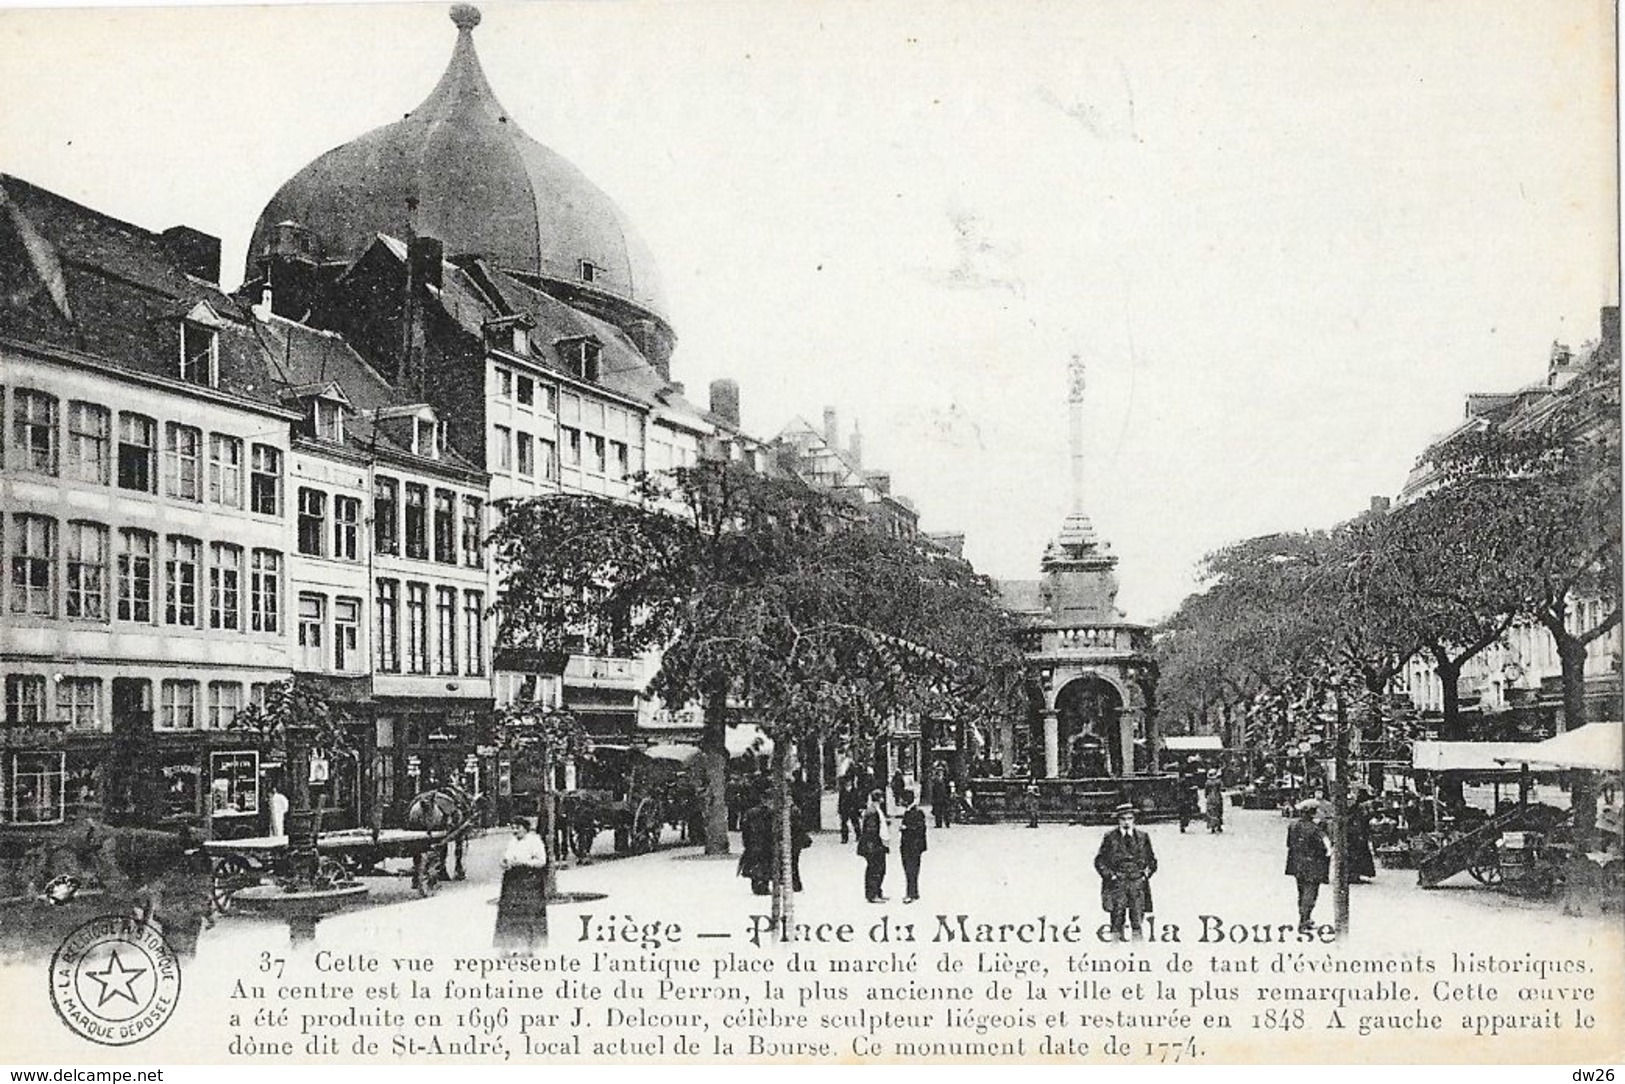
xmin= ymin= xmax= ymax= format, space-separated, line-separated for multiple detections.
xmin=449 ymin=4 xmax=481 ymax=32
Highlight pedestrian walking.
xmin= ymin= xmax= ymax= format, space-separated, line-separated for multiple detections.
xmin=899 ymin=789 xmax=928 ymax=903
xmin=1177 ymin=761 xmax=1200 ymax=833
xmin=1285 ymin=799 xmax=1330 ymax=932
xmin=494 ymin=818 xmax=549 ymax=956
xmin=1348 ymin=791 xmax=1377 ymax=883
xmin=789 ymin=795 xmax=812 ymax=893
xmin=931 ymin=767 xmax=954 ymax=828
xmin=890 ymin=769 xmax=907 ymax=810
xmin=857 ymin=789 xmax=890 ymax=902
xmin=738 ymin=789 xmax=774 ymax=896
xmin=1094 ymin=803 xmax=1157 ymax=941
xmin=1204 ymin=771 xmax=1225 ymax=833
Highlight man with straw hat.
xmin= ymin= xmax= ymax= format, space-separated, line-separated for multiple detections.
xmin=1094 ymin=802 xmax=1157 ymax=941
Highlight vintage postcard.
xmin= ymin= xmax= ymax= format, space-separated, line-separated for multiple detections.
xmin=0 ymin=0 xmax=1619 ymax=1068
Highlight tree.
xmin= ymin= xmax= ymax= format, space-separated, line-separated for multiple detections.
xmin=483 ymin=705 xmax=586 ymax=897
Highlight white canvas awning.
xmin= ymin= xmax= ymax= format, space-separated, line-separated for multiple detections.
xmin=1164 ymin=735 xmax=1225 ymax=752
xmin=1411 ymin=741 xmax=1545 ymax=773
xmin=1495 ymin=722 xmax=1623 ymax=773
xmin=727 ymin=723 xmax=773 ymax=759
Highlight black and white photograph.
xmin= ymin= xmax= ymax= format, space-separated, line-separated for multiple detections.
xmin=0 ymin=0 xmax=1619 ymax=1067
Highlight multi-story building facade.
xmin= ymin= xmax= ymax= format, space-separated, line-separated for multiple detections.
xmin=1 ymin=177 xmax=296 ymax=835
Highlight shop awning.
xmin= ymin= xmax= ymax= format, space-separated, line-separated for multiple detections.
xmin=1412 ymin=740 xmax=1546 ymax=773
xmin=727 ymin=723 xmax=773 ymax=759
xmin=1164 ymin=735 xmax=1225 ymax=752
xmin=1496 ymin=722 xmax=1622 ymax=772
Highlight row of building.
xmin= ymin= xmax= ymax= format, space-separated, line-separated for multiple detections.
xmin=1390 ymin=306 xmax=1621 ymax=736
xmin=0 ymin=7 xmax=949 ymax=837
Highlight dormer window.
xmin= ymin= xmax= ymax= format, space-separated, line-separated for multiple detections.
xmin=313 ymin=399 xmax=344 ymax=443
xmin=179 ymin=323 xmax=219 ymax=387
xmin=413 ymin=417 xmax=441 ymax=460
xmin=564 ymin=339 xmax=602 ymax=383
xmin=483 ymin=314 xmax=535 ymax=357
xmin=579 ymin=260 xmax=597 ymax=284
xmin=511 ymin=327 xmax=528 ymax=355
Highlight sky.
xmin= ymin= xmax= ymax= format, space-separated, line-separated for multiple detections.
xmin=0 ymin=0 xmax=1616 ymax=622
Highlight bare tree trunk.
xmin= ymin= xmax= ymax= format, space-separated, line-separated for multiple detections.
xmin=539 ymin=746 xmax=558 ymax=898
xmin=701 ymin=692 xmax=731 ymax=855
xmin=773 ymin=739 xmax=795 ymax=942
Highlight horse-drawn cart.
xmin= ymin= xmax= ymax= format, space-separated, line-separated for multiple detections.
xmin=205 ymin=788 xmax=478 ymax=910
xmin=558 ymin=744 xmax=702 ymax=859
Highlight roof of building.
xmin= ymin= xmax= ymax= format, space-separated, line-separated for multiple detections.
xmin=0 ymin=174 xmax=283 ymax=409
xmin=247 ymin=6 xmax=668 ymax=324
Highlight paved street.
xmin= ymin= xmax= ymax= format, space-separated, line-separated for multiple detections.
xmin=6 ymin=803 xmax=1619 ymax=1062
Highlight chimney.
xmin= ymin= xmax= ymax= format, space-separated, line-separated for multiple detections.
xmin=1369 ymin=495 xmax=1391 ymax=515
xmin=709 ymin=378 xmax=740 ymax=428
xmin=823 ymin=406 xmax=838 ymax=447
xmin=849 ymin=419 xmax=863 ymax=466
xmin=159 ymin=225 xmax=221 ymax=285
xmin=400 ymin=236 xmax=444 ymax=385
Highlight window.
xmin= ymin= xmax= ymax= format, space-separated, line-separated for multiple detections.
xmin=566 ymin=340 xmax=602 ymax=382
xmin=611 ymin=440 xmax=630 ymax=480
xmin=461 ymin=497 xmax=484 ymax=568
xmin=516 ymin=432 xmax=535 ymax=477
xmin=11 ymin=753 xmax=65 ymax=824
xmin=249 ymin=683 xmax=270 ymax=713
xmin=165 ymin=536 xmax=200 ymax=626
xmin=67 ymin=402 xmax=110 ymax=484
xmin=117 ymin=413 xmax=156 ymax=492
xmin=207 ymin=682 xmax=242 ymax=729
xmin=313 ymin=399 xmax=344 ymax=442
xmin=373 ymin=476 xmax=399 ymax=554
xmin=9 ymin=514 xmax=55 ymax=616
xmin=493 ymin=425 xmax=513 ymax=471
xmin=405 ymin=582 xmax=429 ymax=674
xmin=539 ymin=438 xmax=558 ymax=481
xmin=435 ymin=586 xmax=458 ymax=675
xmin=164 ymin=423 xmax=202 ymax=501
xmin=433 ymin=489 xmax=456 ymax=564
xmin=561 ymin=426 xmax=581 ymax=467
xmin=5 ymin=675 xmax=46 ymax=725
xmin=159 ymin=679 xmax=200 ymax=731
xmin=210 ymin=751 xmax=259 ymax=815
xmin=376 ymin=578 xmax=400 ymax=673
xmin=333 ymin=495 xmax=361 ymax=561
xmin=250 ymin=549 xmax=281 ymax=633
xmin=496 ymin=368 xmax=513 ymax=399
xmin=180 ymin=323 xmax=218 ymax=386
xmin=250 ymin=444 xmax=281 ymax=515
xmin=208 ymin=434 xmax=244 ymax=507
xmin=588 ymin=434 xmax=606 ymax=475
xmin=540 ymin=385 xmax=557 ymax=414
xmin=517 ymin=375 xmax=534 ymax=407
xmin=209 ymin=542 xmax=242 ymax=630
xmin=64 ymin=520 xmax=108 ymax=620
xmin=297 ymin=488 xmax=326 ymax=556
xmin=12 ymin=389 xmax=57 ymax=475
xmin=413 ymin=418 xmax=439 ymax=459
xmin=404 ymin=483 xmax=428 ymax=559
xmin=59 ymin=677 xmax=100 ymax=729
xmin=117 ymin=529 xmax=155 ymax=623
xmin=298 ymin=593 xmax=325 ymax=671
xmin=335 ymin=597 xmax=361 ymax=671
xmin=463 ymin=590 xmax=485 ymax=676
xmin=579 ymin=260 xmax=597 ymax=283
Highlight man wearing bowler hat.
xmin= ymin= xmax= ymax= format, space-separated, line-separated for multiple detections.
xmin=1094 ymin=802 xmax=1157 ymax=941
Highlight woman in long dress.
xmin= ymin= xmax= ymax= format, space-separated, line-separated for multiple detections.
xmin=494 ymin=818 xmax=548 ymax=956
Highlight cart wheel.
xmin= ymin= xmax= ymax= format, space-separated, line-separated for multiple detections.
xmin=1467 ymin=848 xmax=1502 ymax=886
xmin=414 ymin=851 xmax=444 ymax=897
xmin=211 ymin=855 xmax=253 ymax=913
xmin=631 ymin=800 xmax=660 ymax=854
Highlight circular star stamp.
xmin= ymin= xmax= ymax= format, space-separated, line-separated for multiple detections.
xmin=49 ymin=915 xmax=181 ymax=1046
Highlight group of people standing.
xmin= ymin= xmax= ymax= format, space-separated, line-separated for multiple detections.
xmin=856 ymin=787 xmax=929 ymax=902
xmin=1176 ymin=763 xmax=1226 ymax=834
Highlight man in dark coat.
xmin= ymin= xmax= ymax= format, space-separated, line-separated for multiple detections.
xmin=738 ymin=792 xmax=775 ymax=896
xmin=898 ymin=789 xmax=928 ymax=902
xmin=1348 ymin=793 xmax=1377 ymax=883
xmin=1286 ymin=799 xmax=1331 ymax=931
xmin=837 ymin=776 xmax=863 ymax=844
xmin=931 ymin=766 xmax=954 ymax=829
xmin=1094 ymin=803 xmax=1157 ymax=940
xmin=857 ymin=789 xmax=890 ymax=902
